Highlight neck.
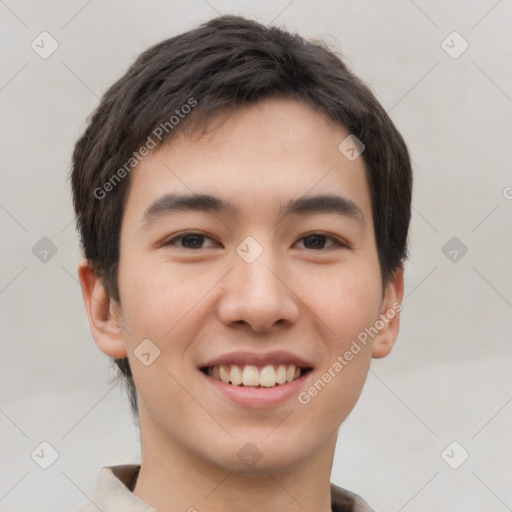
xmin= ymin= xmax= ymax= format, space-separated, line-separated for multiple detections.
xmin=133 ymin=415 xmax=337 ymax=512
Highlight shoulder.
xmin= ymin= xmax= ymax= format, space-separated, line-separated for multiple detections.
xmin=330 ymin=482 xmax=375 ymax=512
xmin=69 ymin=464 xmax=143 ymax=512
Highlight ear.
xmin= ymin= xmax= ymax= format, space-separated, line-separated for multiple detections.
xmin=77 ymin=258 xmax=127 ymax=358
xmin=371 ymin=267 xmax=404 ymax=359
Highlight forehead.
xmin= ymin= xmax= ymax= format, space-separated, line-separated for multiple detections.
xmin=121 ymin=98 xmax=372 ymax=229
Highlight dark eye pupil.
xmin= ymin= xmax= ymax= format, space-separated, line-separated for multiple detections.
xmin=182 ymin=235 xmax=203 ymax=248
xmin=304 ymin=235 xmax=326 ymax=249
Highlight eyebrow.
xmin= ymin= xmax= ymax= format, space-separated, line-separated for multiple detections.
xmin=140 ymin=192 xmax=365 ymax=228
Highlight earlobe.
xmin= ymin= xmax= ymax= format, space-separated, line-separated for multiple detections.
xmin=77 ymin=258 xmax=128 ymax=358
xmin=372 ymin=268 xmax=404 ymax=359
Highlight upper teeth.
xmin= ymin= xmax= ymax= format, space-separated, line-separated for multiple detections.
xmin=207 ymin=364 xmax=302 ymax=387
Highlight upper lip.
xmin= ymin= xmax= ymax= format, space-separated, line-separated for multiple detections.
xmin=200 ymin=351 xmax=314 ymax=369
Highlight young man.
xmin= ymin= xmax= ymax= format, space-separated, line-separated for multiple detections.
xmin=71 ymin=15 xmax=412 ymax=512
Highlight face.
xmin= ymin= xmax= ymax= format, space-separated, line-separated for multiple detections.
xmin=80 ymin=98 xmax=403 ymax=474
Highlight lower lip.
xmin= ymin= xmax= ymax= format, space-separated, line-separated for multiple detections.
xmin=200 ymin=370 xmax=313 ymax=408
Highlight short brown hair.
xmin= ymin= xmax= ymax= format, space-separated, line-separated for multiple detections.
xmin=71 ymin=15 xmax=412 ymax=418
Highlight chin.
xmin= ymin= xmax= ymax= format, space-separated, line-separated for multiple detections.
xmin=205 ymin=430 xmax=322 ymax=475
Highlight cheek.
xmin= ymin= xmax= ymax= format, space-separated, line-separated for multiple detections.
xmin=300 ymin=267 xmax=381 ymax=420
xmin=298 ymin=307 xmax=376 ymax=425
xmin=118 ymin=263 xmax=205 ymax=423
xmin=301 ymin=354 xmax=372 ymax=429
xmin=118 ymin=257 xmax=207 ymax=340
xmin=298 ymin=263 xmax=383 ymax=342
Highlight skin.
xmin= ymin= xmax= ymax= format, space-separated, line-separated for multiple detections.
xmin=78 ymin=98 xmax=403 ymax=512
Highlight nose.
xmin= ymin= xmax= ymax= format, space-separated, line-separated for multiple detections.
xmin=216 ymin=245 xmax=301 ymax=333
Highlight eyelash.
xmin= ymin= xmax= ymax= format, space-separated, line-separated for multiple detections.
xmin=162 ymin=231 xmax=348 ymax=251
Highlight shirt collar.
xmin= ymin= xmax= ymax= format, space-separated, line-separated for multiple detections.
xmin=92 ymin=465 xmax=156 ymax=512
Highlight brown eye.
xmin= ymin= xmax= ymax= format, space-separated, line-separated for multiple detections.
xmin=297 ymin=234 xmax=345 ymax=250
xmin=179 ymin=234 xmax=206 ymax=248
xmin=164 ymin=232 xmax=218 ymax=249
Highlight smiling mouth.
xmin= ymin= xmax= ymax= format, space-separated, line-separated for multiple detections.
xmin=200 ymin=364 xmax=313 ymax=388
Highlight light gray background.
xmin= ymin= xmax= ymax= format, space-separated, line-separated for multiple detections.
xmin=1 ymin=1 xmax=511 ymax=511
